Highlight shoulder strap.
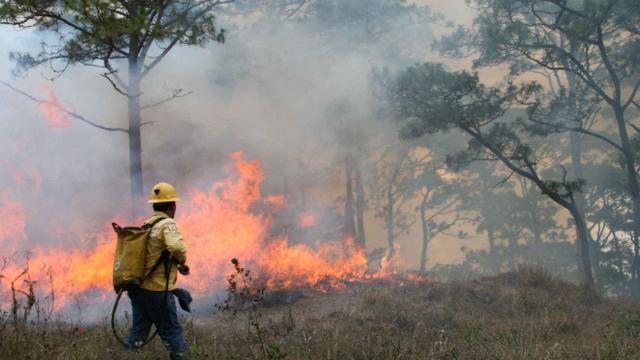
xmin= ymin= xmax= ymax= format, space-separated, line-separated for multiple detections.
xmin=145 ymin=250 xmax=170 ymax=279
xmin=142 ymin=216 xmax=168 ymax=230
xmin=142 ymin=217 xmax=173 ymax=283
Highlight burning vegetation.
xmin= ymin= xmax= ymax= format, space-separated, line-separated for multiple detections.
xmin=1 ymin=152 xmax=409 ymax=316
xmin=2 ymin=0 xmax=640 ymax=359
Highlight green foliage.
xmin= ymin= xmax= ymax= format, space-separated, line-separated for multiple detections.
xmin=386 ymin=62 xmax=594 ymax=210
xmin=385 ymin=63 xmax=539 ymax=141
xmin=543 ymin=178 xmax=586 ymax=197
xmin=434 ymin=0 xmax=640 ymax=292
xmin=0 ymin=0 xmax=227 ymax=78
xmin=442 ymin=0 xmax=640 ymax=75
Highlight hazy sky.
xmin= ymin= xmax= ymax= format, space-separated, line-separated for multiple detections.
xmin=421 ymin=0 xmax=474 ymax=23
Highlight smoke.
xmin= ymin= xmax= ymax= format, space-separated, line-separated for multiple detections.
xmin=0 ymin=2 xmax=488 ymax=322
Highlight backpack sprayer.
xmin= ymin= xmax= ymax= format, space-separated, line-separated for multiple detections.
xmin=110 ymin=217 xmax=172 ymax=348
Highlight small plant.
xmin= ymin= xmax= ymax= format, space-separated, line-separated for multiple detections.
xmin=0 ymin=255 xmax=39 ymax=324
xmin=216 ymin=258 xmax=287 ymax=359
xmin=216 ymin=258 xmax=266 ymax=316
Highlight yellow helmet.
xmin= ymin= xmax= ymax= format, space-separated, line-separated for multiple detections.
xmin=148 ymin=182 xmax=181 ymax=203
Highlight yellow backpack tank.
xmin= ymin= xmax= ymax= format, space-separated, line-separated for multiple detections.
xmin=111 ymin=217 xmax=166 ymax=292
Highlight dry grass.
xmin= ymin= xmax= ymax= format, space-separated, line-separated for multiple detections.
xmin=3 ymin=267 xmax=640 ymax=359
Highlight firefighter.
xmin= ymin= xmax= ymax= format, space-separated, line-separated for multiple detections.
xmin=127 ymin=182 xmax=190 ymax=359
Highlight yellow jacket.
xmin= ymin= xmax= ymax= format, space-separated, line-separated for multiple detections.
xmin=140 ymin=211 xmax=187 ymax=291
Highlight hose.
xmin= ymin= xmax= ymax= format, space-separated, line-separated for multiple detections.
xmin=111 ymin=256 xmax=172 ymax=349
xmin=111 ymin=284 xmax=160 ymax=348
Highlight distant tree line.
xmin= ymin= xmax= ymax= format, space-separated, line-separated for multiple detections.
xmin=381 ymin=0 xmax=640 ymax=295
xmin=260 ymin=0 xmax=640 ymax=295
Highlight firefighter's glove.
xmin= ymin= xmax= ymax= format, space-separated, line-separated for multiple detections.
xmin=178 ymin=264 xmax=190 ymax=276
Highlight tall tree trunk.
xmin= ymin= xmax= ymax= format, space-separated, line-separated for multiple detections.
xmin=419 ymin=197 xmax=430 ymax=273
xmin=355 ymin=155 xmax=366 ymax=248
xmin=386 ymin=185 xmax=395 ymax=260
xmin=385 ymin=161 xmax=403 ymax=262
xmin=522 ymin=179 xmax=543 ymax=244
xmin=610 ymin=230 xmax=624 ymax=274
xmin=570 ymin=203 xmax=594 ymax=285
xmin=128 ymin=31 xmax=144 ymax=213
xmin=344 ymin=154 xmax=356 ymax=239
xmin=566 ymin=59 xmax=594 ymax=281
xmin=614 ymin=105 xmax=640 ymax=292
xmin=569 ymin=127 xmax=591 ymax=275
xmin=480 ymin=169 xmax=497 ymax=253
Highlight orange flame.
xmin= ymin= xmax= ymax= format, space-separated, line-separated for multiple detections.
xmin=0 ymin=152 xmax=394 ymax=313
xmin=35 ymin=85 xmax=72 ymax=129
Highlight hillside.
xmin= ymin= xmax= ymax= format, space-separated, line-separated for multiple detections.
xmin=3 ymin=268 xmax=640 ymax=359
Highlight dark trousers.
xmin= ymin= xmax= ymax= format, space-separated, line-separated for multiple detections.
xmin=127 ymin=287 xmax=189 ymax=359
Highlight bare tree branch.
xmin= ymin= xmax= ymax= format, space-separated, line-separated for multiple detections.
xmin=628 ymin=122 xmax=640 ymax=136
xmin=100 ymin=72 xmax=135 ymax=98
xmin=141 ymin=88 xmax=193 ymax=110
xmin=0 ymin=80 xmax=128 ymax=134
xmin=103 ymin=54 xmax=127 ymax=91
xmin=623 ymin=80 xmax=640 ymax=110
xmin=141 ymin=0 xmax=233 ymax=78
xmin=528 ymin=113 xmax=624 ymax=152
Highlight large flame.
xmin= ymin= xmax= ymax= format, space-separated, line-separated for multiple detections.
xmin=0 ymin=152 xmax=389 ymax=314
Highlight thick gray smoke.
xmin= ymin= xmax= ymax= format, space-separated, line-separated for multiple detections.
xmin=0 ymin=2 xmax=469 ymax=269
